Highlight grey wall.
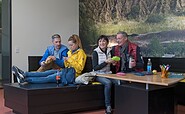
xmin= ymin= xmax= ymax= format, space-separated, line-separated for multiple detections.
xmin=12 ymin=0 xmax=79 ymax=72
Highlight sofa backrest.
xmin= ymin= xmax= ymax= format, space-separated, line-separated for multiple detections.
xmin=143 ymin=57 xmax=185 ymax=73
xmin=28 ymin=56 xmax=185 ymax=73
xmin=28 ymin=55 xmax=93 ymax=72
xmin=28 ymin=56 xmax=41 ymax=71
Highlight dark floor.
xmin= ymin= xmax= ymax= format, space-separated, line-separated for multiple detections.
xmin=0 ymin=88 xmax=185 ymax=114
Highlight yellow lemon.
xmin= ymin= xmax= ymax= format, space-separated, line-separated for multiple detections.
xmin=152 ymin=70 xmax=157 ymax=75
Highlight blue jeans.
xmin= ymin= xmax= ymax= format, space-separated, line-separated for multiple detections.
xmin=96 ymin=76 xmax=119 ymax=107
xmin=24 ymin=70 xmax=63 ymax=83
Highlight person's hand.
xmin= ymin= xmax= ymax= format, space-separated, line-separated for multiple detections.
xmin=45 ymin=56 xmax=54 ymax=64
xmin=63 ymin=57 xmax=69 ymax=61
xmin=112 ymin=61 xmax=117 ymax=66
xmin=41 ymin=61 xmax=46 ymax=66
xmin=130 ymin=59 xmax=136 ymax=68
xmin=105 ymin=59 xmax=109 ymax=63
xmin=105 ymin=58 xmax=112 ymax=63
xmin=48 ymin=56 xmax=56 ymax=61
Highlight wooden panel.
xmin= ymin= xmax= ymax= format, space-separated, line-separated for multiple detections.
xmin=4 ymin=83 xmax=105 ymax=114
xmin=175 ymin=82 xmax=185 ymax=105
xmin=115 ymin=84 xmax=176 ymax=114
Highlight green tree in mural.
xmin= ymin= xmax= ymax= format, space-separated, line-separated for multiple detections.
xmin=145 ymin=14 xmax=165 ymax=24
xmin=147 ymin=38 xmax=164 ymax=57
xmin=80 ymin=0 xmax=185 ymax=57
xmin=79 ymin=1 xmax=99 ymax=53
xmin=80 ymin=0 xmax=185 ymax=23
xmin=165 ymin=42 xmax=185 ymax=57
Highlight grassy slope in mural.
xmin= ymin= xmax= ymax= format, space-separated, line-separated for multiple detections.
xmin=85 ymin=14 xmax=185 ymax=57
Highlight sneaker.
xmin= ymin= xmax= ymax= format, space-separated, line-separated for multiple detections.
xmin=12 ymin=66 xmax=25 ymax=83
xmin=12 ymin=73 xmax=21 ymax=83
xmin=13 ymin=66 xmax=24 ymax=75
xmin=105 ymin=106 xmax=112 ymax=114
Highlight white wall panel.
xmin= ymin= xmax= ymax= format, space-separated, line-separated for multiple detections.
xmin=12 ymin=0 xmax=79 ymax=71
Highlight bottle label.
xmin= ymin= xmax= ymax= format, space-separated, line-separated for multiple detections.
xmin=147 ymin=66 xmax=152 ymax=72
xmin=56 ymin=75 xmax=60 ymax=80
xmin=129 ymin=57 xmax=134 ymax=68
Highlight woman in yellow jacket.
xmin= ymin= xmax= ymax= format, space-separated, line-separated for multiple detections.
xmin=64 ymin=34 xmax=87 ymax=77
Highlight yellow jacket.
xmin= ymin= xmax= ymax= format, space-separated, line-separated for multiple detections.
xmin=64 ymin=48 xmax=87 ymax=77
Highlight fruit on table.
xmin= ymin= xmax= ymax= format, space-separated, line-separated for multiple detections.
xmin=152 ymin=70 xmax=157 ymax=74
xmin=112 ymin=56 xmax=120 ymax=61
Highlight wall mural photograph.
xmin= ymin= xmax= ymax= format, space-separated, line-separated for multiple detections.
xmin=79 ymin=0 xmax=185 ymax=58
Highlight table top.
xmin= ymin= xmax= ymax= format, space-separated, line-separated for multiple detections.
xmin=96 ymin=73 xmax=185 ymax=86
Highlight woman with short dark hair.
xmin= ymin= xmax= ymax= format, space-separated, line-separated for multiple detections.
xmin=92 ymin=35 xmax=117 ymax=114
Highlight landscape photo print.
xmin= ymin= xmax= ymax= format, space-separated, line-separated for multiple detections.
xmin=79 ymin=0 xmax=185 ymax=58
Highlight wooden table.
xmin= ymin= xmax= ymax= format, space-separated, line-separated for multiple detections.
xmin=97 ymin=73 xmax=184 ymax=89
xmin=97 ymin=73 xmax=185 ymax=114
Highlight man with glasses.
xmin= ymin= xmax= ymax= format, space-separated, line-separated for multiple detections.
xmin=37 ymin=34 xmax=69 ymax=72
